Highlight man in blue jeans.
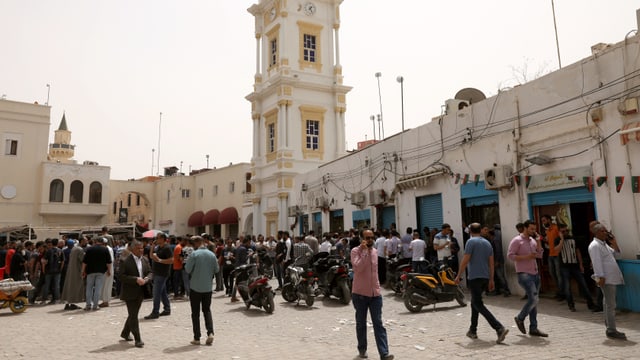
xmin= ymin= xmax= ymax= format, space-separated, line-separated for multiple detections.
xmin=82 ymin=238 xmax=111 ymax=310
xmin=507 ymin=220 xmax=548 ymax=337
xmin=455 ymin=223 xmax=508 ymax=343
xmin=351 ymin=229 xmax=394 ymax=360
xmin=145 ymin=233 xmax=173 ymax=319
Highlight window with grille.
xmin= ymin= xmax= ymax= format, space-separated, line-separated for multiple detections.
xmin=268 ymin=123 xmax=275 ymax=152
xmin=270 ymin=38 xmax=278 ymax=66
xmin=303 ymin=34 xmax=316 ymax=62
xmin=306 ymin=120 xmax=320 ymax=150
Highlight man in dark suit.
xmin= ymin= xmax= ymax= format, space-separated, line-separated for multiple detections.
xmin=119 ymin=240 xmax=151 ymax=348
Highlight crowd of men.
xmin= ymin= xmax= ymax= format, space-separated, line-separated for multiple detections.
xmin=0 ymin=216 xmax=629 ymax=343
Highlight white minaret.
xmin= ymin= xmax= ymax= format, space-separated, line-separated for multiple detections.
xmin=246 ymin=0 xmax=351 ymax=236
xmin=48 ymin=112 xmax=76 ymax=163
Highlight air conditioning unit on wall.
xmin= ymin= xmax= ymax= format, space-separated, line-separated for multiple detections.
xmin=484 ymin=165 xmax=513 ymax=190
xmin=350 ymin=192 xmax=366 ymax=206
xmin=369 ymin=189 xmax=386 ymax=205
xmin=287 ymin=206 xmax=300 ymax=217
xmin=314 ymin=196 xmax=329 ymax=209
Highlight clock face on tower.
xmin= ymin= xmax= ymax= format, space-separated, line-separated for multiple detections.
xmin=303 ymin=2 xmax=316 ymax=16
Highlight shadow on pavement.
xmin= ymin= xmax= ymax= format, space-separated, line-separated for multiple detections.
xmin=88 ymin=341 xmax=135 ymax=353
xmin=163 ymin=344 xmax=208 ymax=354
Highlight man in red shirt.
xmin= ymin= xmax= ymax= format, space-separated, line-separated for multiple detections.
xmin=4 ymin=240 xmax=16 ymax=279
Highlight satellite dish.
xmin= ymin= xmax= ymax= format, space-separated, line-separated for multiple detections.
xmin=454 ymin=88 xmax=486 ymax=104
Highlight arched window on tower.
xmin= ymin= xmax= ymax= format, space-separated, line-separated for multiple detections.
xmin=89 ymin=181 xmax=102 ymax=204
xmin=49 ymin=179 xmax=64 ymax=202
xmin=70 ymin=180 xmax=83 ymax=203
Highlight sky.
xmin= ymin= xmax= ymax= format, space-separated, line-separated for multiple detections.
xmin=1 ymin=1 xmax=639 ymax=180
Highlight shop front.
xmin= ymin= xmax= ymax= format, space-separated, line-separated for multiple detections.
xmin=460 ymin=181 xmax=500 ymax=229
xmin=527 ymin=167 xmax=596 ymax=294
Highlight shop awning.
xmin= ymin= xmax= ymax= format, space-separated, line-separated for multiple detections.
xmin=202 ymin=209 xmax=220 ymax=225
xmin=620 ymin=121 xmax=640 ymax=145
xmin=395 ymin=168 xmax=446 ymax=191
xmin=219 ymin=207 xmax=239 ymax=224
xmin=187 ymin=211 xmax=205 ymax=227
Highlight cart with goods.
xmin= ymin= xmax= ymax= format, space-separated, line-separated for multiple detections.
xmin=0 ymin=279 xmax=33 ymax=313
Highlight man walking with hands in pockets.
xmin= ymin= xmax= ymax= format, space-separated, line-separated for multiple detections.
xmin=508 ymin=220 xmax=548 ymax=337
xmin=185 ymin=236 xmax=219 ymax=345
xmin=455 ymin=223 xmax=509 ymax=343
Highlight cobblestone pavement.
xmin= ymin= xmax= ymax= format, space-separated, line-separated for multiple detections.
xmin=1 ymin=283 xmax=638 ymax=360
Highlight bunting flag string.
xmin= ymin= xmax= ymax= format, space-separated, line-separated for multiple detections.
xmin=615 ymin=176 xmax=624 ymax=193
xmin=582 ymin=176 xmax=593 ymax=192
xmin=525 ymin=176 xmax=532 ymax=188
xmin=462 ymin=174 xmax=469 ymax=185
xmin=454 ymin=173 xmax=461 ymax=184
xmin=596 ymin=176 xmax=607 ymax=187
xmin=473 ymin=174 xmax=480 ymax=186
xmin=633 ymin=176 xmax=640 ymax=193
xmin=513 ymin=175 xmax=521 ymax=186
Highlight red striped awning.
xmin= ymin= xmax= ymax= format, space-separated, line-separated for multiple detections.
xmin=219 ymin=207 xmax=239 ymax=224
xmin=187 ymin=211 xmax=205 ymax=227
xmin=202 ymin=209 xmax=220 ymax=225
xmin=620 ymin=121 xmax=640 ymax=145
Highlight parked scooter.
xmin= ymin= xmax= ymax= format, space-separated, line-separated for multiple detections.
xmin=282 ymin=255 xmax=317 ymax=307
xmin=386 ymin=255 xmax=412 ymax=294
xmin=231 ymin=263 xmax=275 ymax=314
xmin=400 ymin=260 xmax=466 ymax=312
xmin=312 ymin=253 xmax=351 ymax=304
xmin=256 ymin=247 xmax=274 ymax=279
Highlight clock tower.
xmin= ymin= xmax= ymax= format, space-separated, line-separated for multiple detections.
xmin=246 ymin=0 xmax=351 ymax=236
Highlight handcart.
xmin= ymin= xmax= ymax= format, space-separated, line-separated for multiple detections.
xmin=0 ymin=279 xmax=33 ymax=313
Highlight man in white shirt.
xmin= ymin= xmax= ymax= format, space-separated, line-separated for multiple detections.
xmin=588 ymin=223 xmax=626 ymax=340
xmin=433 ymin=223 xmax=452 ymax=262
xmin=409 ymin=231 xmax=427 ymax=273
xmin=374 ymin=230 xmax=388 ymax=285
xmin=319 ymin=235 xmax=332 ymax=254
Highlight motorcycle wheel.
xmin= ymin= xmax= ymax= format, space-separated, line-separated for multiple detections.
xmin=282 ymin=283 xmax=297 ymax=303
xmin=304 ymin=285 xmax=315 ymax=307
xmin=339 ymin=280 xmax=351 ymax=305
xmin=403 ymin=289 xmax=424 ymax=313
xmin=263 ymin=291 xmax=275 ymax=314
xmin=9 ymin=296 xmax=28 ymax=313
xmin=456 ymin=287 xmax=467 ymax=307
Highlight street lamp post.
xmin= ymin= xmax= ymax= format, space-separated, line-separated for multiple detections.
xmin=397 ymin=76 xmax=405 ymax=132
xmin=370 ymin=115 xmax=376 ymax=140
xmin=375 ymin=72 xmax=384 ymax=139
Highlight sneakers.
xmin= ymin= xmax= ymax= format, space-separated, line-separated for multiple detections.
xmin=466 ymin=330 xmax=478 ymax=339
xmin=569 ymin=304 xmax=576 ymax=312
xmin=190 ymin=339 xmax=201 ymax=345
xmin=606 ymin=330 xmax=627 ymax=340
xmin=381 ymin=354 xmax=394 ymax=360
xmin=529 ymin=329 xmax=548 ymax=337
xmin=144 ymin=313 xmax=159 ymax=320
xmin=98 ymin=302 xmax=109 ymax=308
xmin=159 ymin=310 xmax=171 ymax=316
xmin=230 ymin=297 xmax=240 ymax=303
xmin=496 ymin=327 xmax=509 ymax=344
xmin=514 ymin=317 xmax=526 ymax=334
xmin=358 ymin=350 xmax=368 ymax=358
xmin=206 ymin=334 xmax=214 ymax=346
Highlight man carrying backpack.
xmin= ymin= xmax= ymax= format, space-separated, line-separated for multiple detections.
xmin=41 ymin=238 xmax=65 ymax=305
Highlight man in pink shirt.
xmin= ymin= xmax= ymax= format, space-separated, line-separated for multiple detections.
xmin=507 ymin=220 xmax=548 ymax=337
xmin=351 ymin=229 xmax=394 ymax=360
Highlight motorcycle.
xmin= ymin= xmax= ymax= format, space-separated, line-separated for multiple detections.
xmin=282 ymin=255 xmax=317 ymax=307
xmin=312 ymin=253 xmax=351 ymax=304
xmin=256 ymin=247 xmax=274 ymax=279
xmin=400 ymin=260 xmax=466 ymax=312
xmin=231 ymin=263 xmax=275 ymax=314
xmin=386 ymin=255 xmax=412 ymax=294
